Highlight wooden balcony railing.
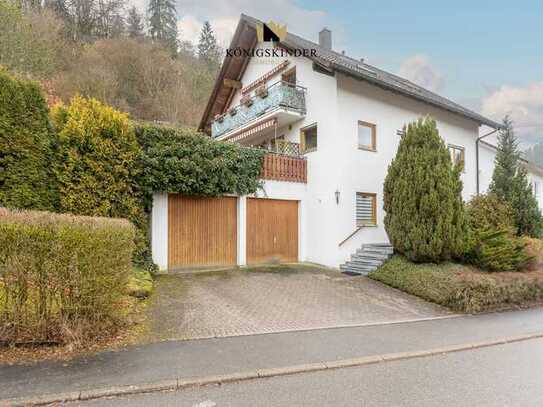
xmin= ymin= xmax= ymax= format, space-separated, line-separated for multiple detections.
xmin=261 ymin=153 xmax=307 ymax=183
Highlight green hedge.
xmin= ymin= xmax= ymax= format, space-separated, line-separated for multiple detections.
xmin=0 ymin=68 xmax=58 ymax=211
xmin=0 ymin=207 xmax=135 ymax=345
xmin=369 ymin=255 xmax=543 ymax=313
xmin=51 ymin=97 xmax=149 ymax=263
xmin=136 ymin=123 xmax=265 ymax=206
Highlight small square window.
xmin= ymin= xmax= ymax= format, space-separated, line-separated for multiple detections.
xmin=356 ymin=192 xmax=377 ymax=226
xmin=358 ymin=121 xmax=376 ymax=151
xmin=448 ymin=144 xmax=465 ymax=170
xmin=301 ymin=124 xmax=317 ymax=153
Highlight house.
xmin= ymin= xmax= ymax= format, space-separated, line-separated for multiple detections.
xmin=151 ymin=14 xmax=543 ymax=272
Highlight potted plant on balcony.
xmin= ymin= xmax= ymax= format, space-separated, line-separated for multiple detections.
xmin=241 ymin=94 xmax=253 ymax=107
xmin=255 ymin=84 xmax=268 ymax=98
xmin=228 ymin=106 xmax=237 ymax=116
xmin=214 ymin=113 xmax=224 ymax=123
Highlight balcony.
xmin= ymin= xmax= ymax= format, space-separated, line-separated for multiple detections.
xmin=261 ymin=152 xmax=307 ymax=183
xmin=212 ymin=81 xmax=306 ymax=140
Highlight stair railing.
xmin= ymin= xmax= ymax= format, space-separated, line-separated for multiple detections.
xmin=338 ymin=226 xmax=364 ymax=247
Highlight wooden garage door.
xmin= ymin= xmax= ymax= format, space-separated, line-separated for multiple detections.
xmin=246 ymin=198 xmax=298 ymax=264
xmin=168 ymin=194 xmax=237 ymax=269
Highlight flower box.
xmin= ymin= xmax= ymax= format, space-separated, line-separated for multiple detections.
xmin=241 ymin=95 xmax=253 ymax=107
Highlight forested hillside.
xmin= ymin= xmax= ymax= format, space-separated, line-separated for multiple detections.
xmin=0 ymin=0 xmax=221 ymax=126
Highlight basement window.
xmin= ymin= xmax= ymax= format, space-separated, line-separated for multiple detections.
xmin=356 ymin=192 xmax=377 ymax=226
xmin=301 ymin=124 xmax=317 ymax=153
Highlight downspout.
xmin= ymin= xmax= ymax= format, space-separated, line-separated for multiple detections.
xmin=476 ymin=128 xmax=499 ymax=195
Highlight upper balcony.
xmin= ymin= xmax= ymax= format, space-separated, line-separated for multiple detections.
xmin=211 ymin=81 xmax=306 ymax=140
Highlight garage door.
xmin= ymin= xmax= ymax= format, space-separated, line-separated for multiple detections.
xmin=168 ymin=194 xmax=237 ymax=269
xmin=246 ymin=198 xmax=298 ymax=264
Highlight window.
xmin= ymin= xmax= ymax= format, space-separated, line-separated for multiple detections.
xmin=448 ymin=144 xmax=465 ymax=169
xmin=356 ymin=193 xmax=377 ymax=226
xmin=534 ymin=181 xmax=540 ymax=197
xmin=358 ymin=121 xmax=376 ymax=151
xmin=301 ymin=124 xmax=317 ymax=153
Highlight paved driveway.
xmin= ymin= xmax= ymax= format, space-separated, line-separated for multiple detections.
xmin=143 ymin=265 xmax=450 ymax=342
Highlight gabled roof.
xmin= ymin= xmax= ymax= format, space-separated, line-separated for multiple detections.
xmin=199 ymin=14 xmax=502 ymax=132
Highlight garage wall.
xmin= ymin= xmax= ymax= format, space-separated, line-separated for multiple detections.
xmin=151 ymin=192 xmax=168 ymax=270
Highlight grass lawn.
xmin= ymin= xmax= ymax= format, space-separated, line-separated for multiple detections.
xmin=369 ymin=255 xmax=543 ymax=313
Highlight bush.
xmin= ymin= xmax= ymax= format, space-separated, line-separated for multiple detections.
xmin=370 ymin=255 xmax=543 ymax=313
xmin=0 ymin=68 xmax=58 ymax=211
xmin=522 ymin=237 xmax=543 ymax=271
xmin=467 ymin=229 xmax=530 ymax=272
xmin=0 ymin=207 xmax=135 ymax=345
xmin=51 ymin=97 xmax=149 ymax=262
xmin=465 ymin=194 xmax=530 ymax=271
xmin=136 ymin=123 xmax=265 ymax=206
xmin=465 ymin=193 xmax=515 ymax=234
xmin=383 ymin=117 xmax=467 ymax=262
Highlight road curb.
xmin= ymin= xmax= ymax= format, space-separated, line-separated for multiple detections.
xmin=4 ymin=331 xmax=543 ymax=406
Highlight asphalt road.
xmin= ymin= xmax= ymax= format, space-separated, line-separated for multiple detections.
xmin=80 ymin=338 xmax=543 ymax=407
xmin=5 ymin=308 xmax=543 ymax=401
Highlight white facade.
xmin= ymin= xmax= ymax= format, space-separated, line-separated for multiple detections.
xmin=152 ymin=43 xmax=543 ymax=271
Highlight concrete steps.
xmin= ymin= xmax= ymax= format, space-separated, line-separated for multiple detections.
xmin=340 ymin=243 xmax=393 ymax=276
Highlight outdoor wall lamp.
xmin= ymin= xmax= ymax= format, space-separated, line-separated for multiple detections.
xmin=335 ymin=189 xmax=340 ymax=205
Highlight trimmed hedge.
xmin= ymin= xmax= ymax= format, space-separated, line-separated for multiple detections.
xmin=0 ymin=207 xmax=135 ymax=345
xmin=136 ymin=123 xmax=265 ymax=206
xmin=0 ymin=68 xmax=58 ymax=211
xmin=369 ymin=255 xmax=543 ymax=313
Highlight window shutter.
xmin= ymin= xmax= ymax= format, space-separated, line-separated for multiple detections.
xmin=356 ymin=193 xmax=376 ymax=225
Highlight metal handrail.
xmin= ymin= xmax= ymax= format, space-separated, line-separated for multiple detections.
xmin=338 ymin=226 xmax=363 ymax=247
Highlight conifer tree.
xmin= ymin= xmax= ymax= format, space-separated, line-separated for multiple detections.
xmin=490 ymin=117 xmax=520 ymax=202
xmin=126 ymin=6 xmax=144 ymax=38
xmin=512 ymin=166 xmax=542 ymax=237
xmin=490 ymin=117 xmax=542 ymax=237
xmin=197 ymin=21 xmax=221 ymax=68
xmin=147 ymin=0 xmax=178 ymax=55
xmin=383 ymin=117 xmax=468 ymax=262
